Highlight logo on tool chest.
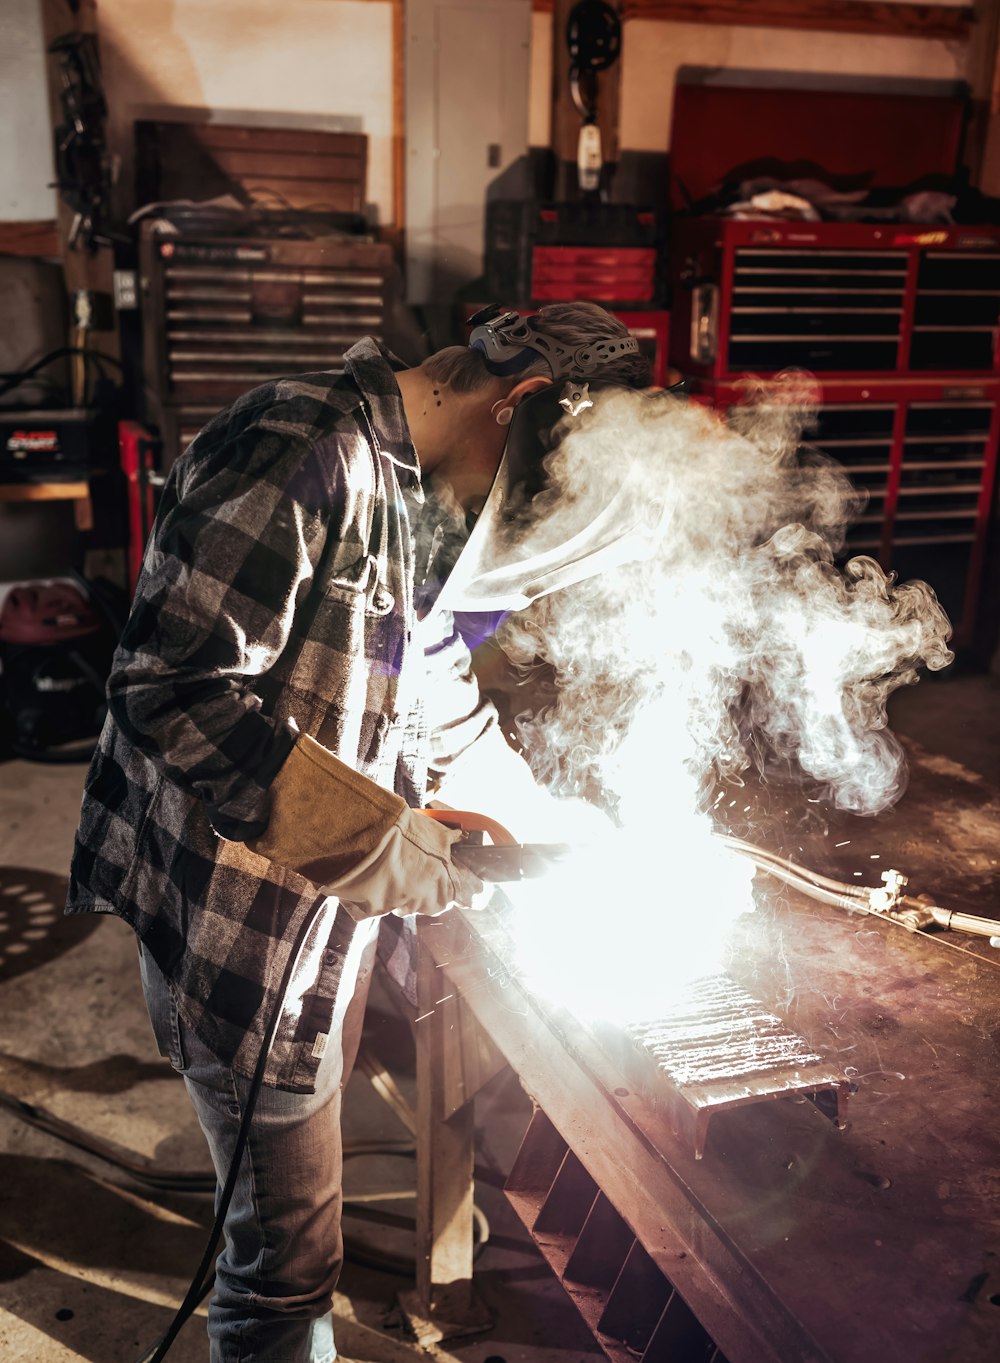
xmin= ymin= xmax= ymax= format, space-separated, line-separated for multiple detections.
xmin=955 ymin=235 xmax=1000 ymax=251
xmin=159 ymin=241 xmax=270 ymax=263
xmin=891 ymin=230 xmax=949 ymax=246
xmin=6 ymin=430 xmax=60 ymax=457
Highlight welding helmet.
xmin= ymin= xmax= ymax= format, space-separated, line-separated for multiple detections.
xmin=433 ymin=376 xmax=667 ymax=617
xmin=467 ymin=304 xmax=641 ymax=381
xmin=429 ymin=305 xmax=666 ymax=617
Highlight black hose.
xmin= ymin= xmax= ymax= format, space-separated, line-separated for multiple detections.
xmin=0 ymin=1089 xmax=417 ymax=1192
xmin=0 ymin=346 xmax=122 ymax=402
xmin=134 ymin=901 xmax=326 ymax=1363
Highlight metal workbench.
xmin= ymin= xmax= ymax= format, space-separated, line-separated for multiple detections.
xmin=402 ymin=739 xmax=1000 ymax=1363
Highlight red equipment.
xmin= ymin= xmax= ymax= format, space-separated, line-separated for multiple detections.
xmin=670 ymin=219 xmax=1000 ymax=383
xmin=0 ymin=582 xmax=100 ymax=645
xmin=531 ymin=245 xmax=657 ymax=303
xmin=668 ymin=76 xmax=998 ymax=645
xmin=691 ymin=376 xmax=1000 ymax=646
xmin=118 ymin=421 xmax=162 ymax=596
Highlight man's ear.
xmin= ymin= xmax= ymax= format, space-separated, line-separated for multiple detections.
xmin=504 ymin=374 xmax=553 ymax=407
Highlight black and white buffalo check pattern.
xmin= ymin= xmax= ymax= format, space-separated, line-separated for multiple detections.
xmin=67 ymin=339 xmax=495 ymax=1091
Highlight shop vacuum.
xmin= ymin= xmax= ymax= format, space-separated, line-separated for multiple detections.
xmin=0 ymin=575 xmax=121 ymax=762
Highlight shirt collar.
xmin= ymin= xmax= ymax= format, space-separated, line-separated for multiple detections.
xmin=343 ymin=337 xmax=421 ymax=490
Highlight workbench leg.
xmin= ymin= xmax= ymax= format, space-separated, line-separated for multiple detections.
xmin=397 ymin=918 xmax=494 ymax=1345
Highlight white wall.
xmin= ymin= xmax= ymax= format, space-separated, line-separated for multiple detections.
xmin=96 ymin=0 xmax=395 ymax=224
xmin=529 ymin=9 xmax=553 ymax=149
xmin=0 ymin=0 xmax=56 ymax=221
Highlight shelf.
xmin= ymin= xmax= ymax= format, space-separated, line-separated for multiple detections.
xmin=0 ymin=480 xmax=93 ymax=530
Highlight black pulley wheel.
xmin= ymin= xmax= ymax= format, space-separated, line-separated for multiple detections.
xmin=566 ymin=0 xmax=622 ymax=74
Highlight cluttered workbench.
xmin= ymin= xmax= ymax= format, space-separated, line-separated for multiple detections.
xmin=400 ymin=736 xmax=1000 ymax=1363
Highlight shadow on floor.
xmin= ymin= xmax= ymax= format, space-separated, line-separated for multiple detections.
xmin=0 ymin=868 xmax=99 ymax=984
xmin=0 ymin=1050 xmax=175 ymax=1097
xmin=0 ymin=1154 xmax=210 ymax=1278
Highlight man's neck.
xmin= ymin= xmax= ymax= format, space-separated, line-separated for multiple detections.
xmin=396 ymin=367 xmax=500 ymax=511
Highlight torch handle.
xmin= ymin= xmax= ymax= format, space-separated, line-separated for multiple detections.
xmin=418 ymin=808 xmax=519 ymax=847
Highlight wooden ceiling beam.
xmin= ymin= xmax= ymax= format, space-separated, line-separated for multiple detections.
xmin=615 ymin=0 xmax=973 ymax=41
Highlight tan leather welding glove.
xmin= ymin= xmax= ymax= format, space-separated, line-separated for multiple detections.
xmin=248 ymin=733 xmax=484 ymax=917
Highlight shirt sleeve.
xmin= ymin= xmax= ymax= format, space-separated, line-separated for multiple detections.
xmin=419 ymin=609 xmax=613 ymax=844
xmin=106 ymin=418 xmax=335 ymax=840
xmin=419 ymin=608 xmax=500 ymax=789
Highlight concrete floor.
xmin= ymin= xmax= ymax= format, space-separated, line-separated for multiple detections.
xmin=0 ymin=763 xmax=602 ymax=1363
xmin=1 ymin=666 xmax=998 ymax=1363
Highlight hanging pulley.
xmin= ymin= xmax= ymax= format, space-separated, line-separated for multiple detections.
xmin=566 ymin=1 xmax=622 ymax=193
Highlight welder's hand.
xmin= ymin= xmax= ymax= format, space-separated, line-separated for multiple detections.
xmin=331 ymin=810 xmax=487 ymax=919
xmin=247 ymin=734 xmax=485 ymax=917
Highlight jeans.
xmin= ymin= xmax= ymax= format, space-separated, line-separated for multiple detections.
xmin=139 ymin=938 xmax=376 ymax=1363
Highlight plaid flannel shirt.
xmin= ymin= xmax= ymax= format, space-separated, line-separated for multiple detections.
xmin=67 ymin=339 xmax=494 ymax=1091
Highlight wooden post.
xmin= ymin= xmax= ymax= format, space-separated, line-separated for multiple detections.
xmin=39 ymin=0 xmax=119 ymax=374
xmin=398 ymin=916 xmax=497 ymax=1345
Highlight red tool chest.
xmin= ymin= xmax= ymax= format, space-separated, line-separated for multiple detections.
xmin=531 ymin=246 xmax=657 ymax=303
xmin=692 ymin=377 xmax=1000 ymax=646
xmin=671 ymin=219 xmax=1000 ymax=382
xmin=668 ymin=76 xmax=997 ymax=646
xmin=118 ymin=420 xmax=162 ymax=596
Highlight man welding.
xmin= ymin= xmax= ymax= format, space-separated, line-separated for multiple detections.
xmin=67 ymin=302 xmax=649 ymax=1363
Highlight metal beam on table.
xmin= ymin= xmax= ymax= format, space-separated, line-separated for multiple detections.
xmin=405 ymin=741 xmax=1000 ymax=1361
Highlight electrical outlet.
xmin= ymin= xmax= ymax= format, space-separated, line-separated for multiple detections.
xmin=113 ymin=270 xmax=138 ymax=311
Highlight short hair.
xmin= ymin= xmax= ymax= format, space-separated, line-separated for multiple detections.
xmin=423 ymin=302 xmax=651 ymax=393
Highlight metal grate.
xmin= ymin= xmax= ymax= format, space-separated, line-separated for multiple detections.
xmin=506 ymin=1107 xmax=730 ymax=1363
xmin=592 ymin=973 xmax=847 ymax=1161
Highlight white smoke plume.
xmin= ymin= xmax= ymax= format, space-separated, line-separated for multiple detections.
xmin=486 ymin=383 xmax=953 ymax=1022
xmin=500 ymin=383 xmax=953 ymax=822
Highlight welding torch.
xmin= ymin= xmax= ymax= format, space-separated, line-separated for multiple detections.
xmin=420 ymin=808 xmax=571 ymax=881
xmin=718 ymin=834 xmax=1000 ymax=947
xmin=423 ymin=811 xmax=1000 ymax=946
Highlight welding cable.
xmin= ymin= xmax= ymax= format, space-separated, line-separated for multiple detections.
xmin=0 ymin=345 xmax=122 ymax=402
xmin=0 ymin=1080 xmax=494 ymax=1284
xmin=745 ymin=862 xmax=869 ymax=913
xmin=718 ymin=835 xmax=871 ymax=902
xmin=717 ymin=836 xmax=871 ymax=911
xmin=133 ymin=899 xmax=328 ymax=1363
xmin=0 ymin=1088 xmax=417 ymax=1192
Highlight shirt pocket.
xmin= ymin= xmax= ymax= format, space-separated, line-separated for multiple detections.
xmin=328 ymin=553 xmax=395 ymax=617
xmin=286 ymin=555 xmax=395 ymax=710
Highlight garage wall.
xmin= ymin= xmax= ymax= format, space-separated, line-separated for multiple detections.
xmin=529 ymin=9 xmax=553 ymax=149
xmin=95 ymin=0 xmax=395 ymax=224
xmin=0 ymin=0 xmax=56 ymax=221
xmin=528 ymin=7 xmax=970 ymax=157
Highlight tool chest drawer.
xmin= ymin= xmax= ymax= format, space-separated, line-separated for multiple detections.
xmin=531 ymin=246 xmax=657 ymax=302
xmin=140 ymin=227 xmax=393 ymax=417
xmin=693 ymin=378 xmax=1000 ymax=646
xmin=671 ymin=221 xmax=1000 ymax=382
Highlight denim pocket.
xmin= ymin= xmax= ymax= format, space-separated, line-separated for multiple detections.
xmin=138 ymin=943 xmax=186 ymax=1073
